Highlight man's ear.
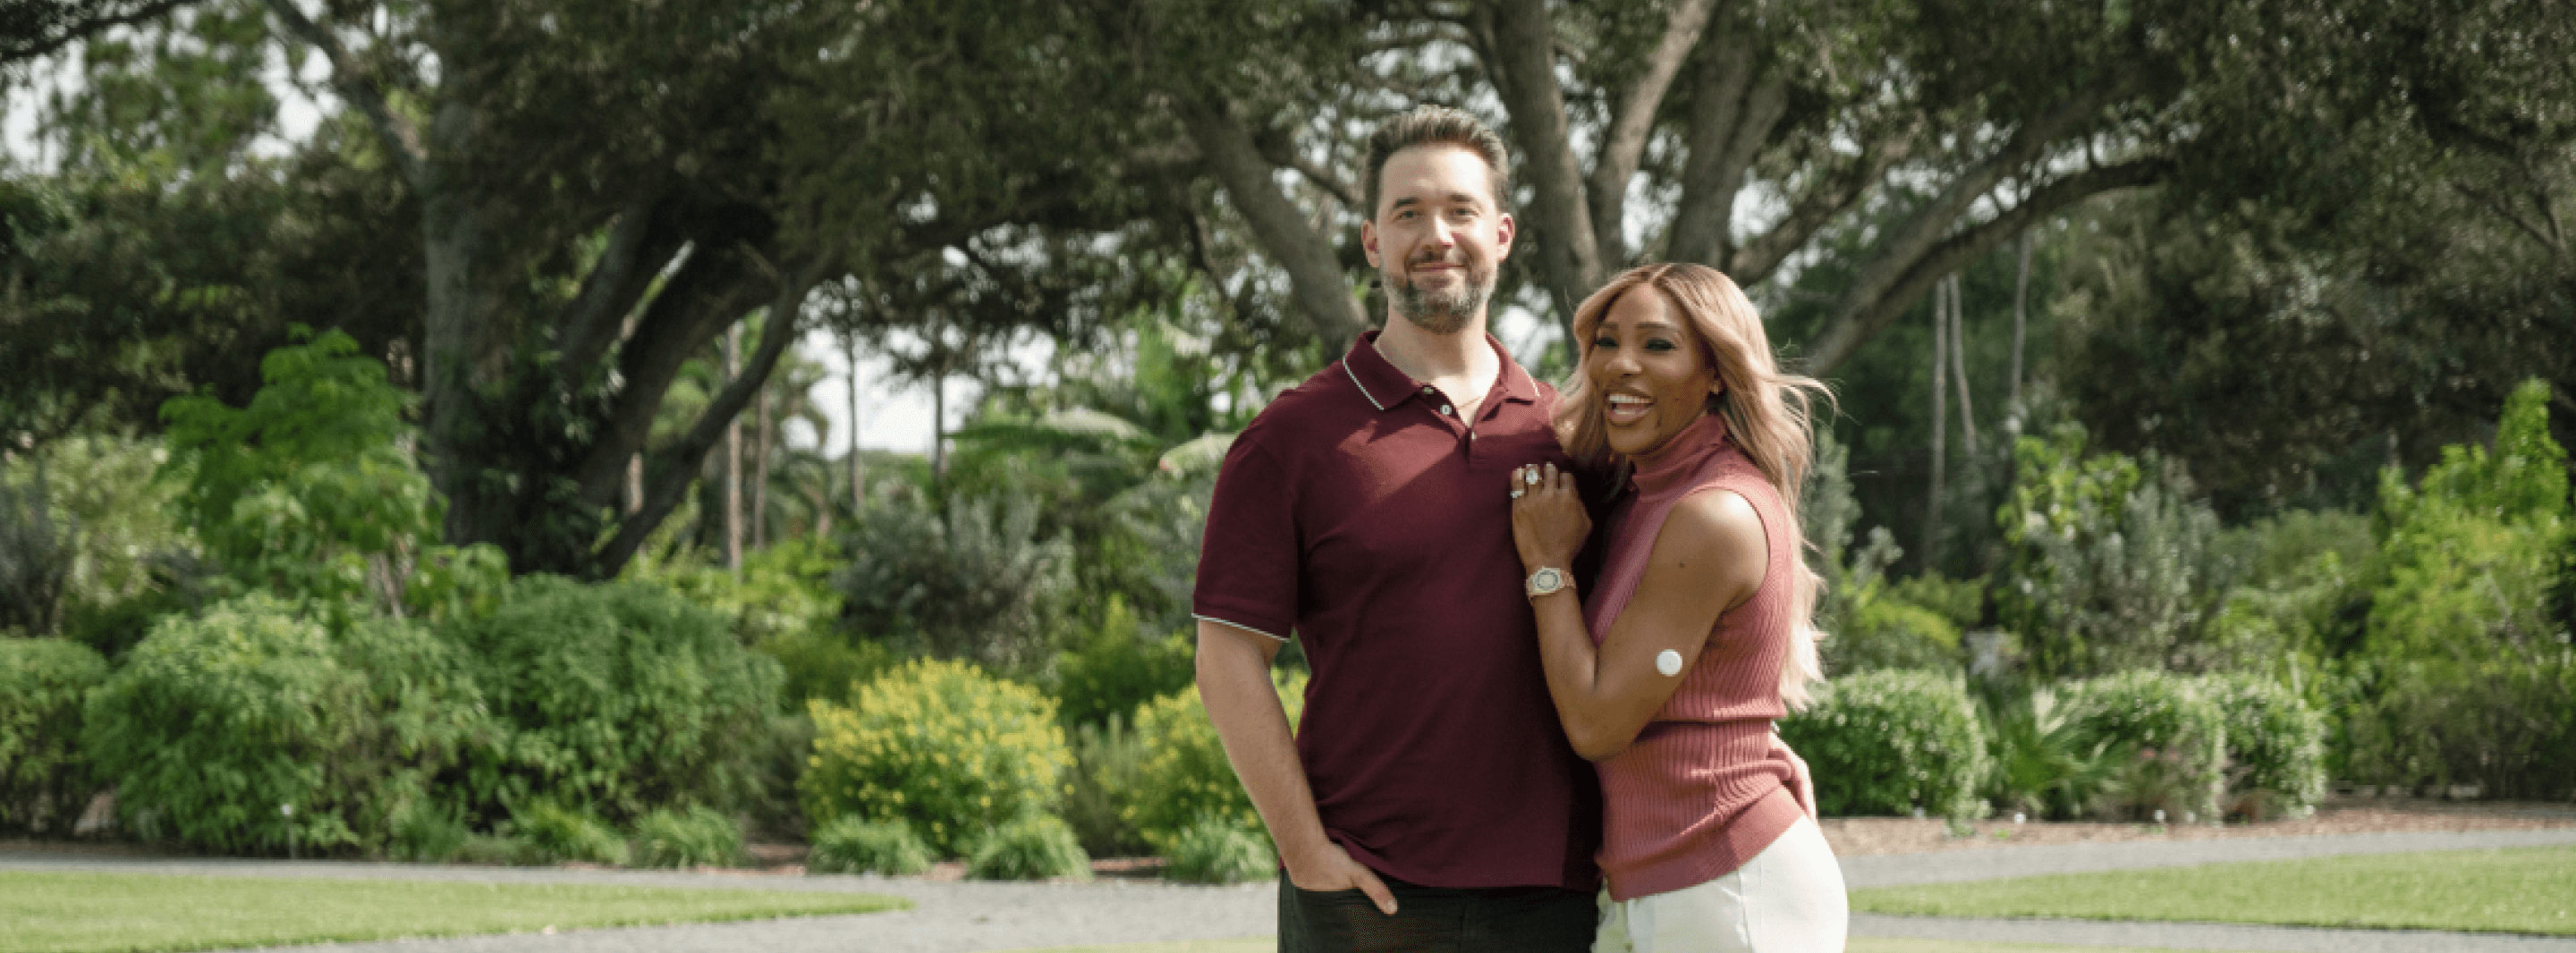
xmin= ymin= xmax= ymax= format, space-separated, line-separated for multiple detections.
xmin=1360 ymin=220 xmax=1381 ymax=268
xmin=1496 ymin=213 xmax=1516 ymax=258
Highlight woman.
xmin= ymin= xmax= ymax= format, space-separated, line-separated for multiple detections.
xmin=1508 ymin=263 xmax=1845 ymax=952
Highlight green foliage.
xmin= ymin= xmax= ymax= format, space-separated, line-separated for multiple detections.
xmin=1063 ymin=716 xmax=1151 ymax=857
xmin=0 ymin=638 xmax=110 ymax=833
xmin=13 ymin=434 xmax=207 ymax=658
xmin=1778 ymin=670 xmax=1989 ymax=819
xmin=386 ymin=801 xmax=471 ymax=863
xmin=629 ymin=536 xmax=887 ymax=705
xmin=1160 ymin=814 xmax=1276 ymax=884
xmin=801 ymin=659 xmax=1072 ymax=856
xmin=1052 ymin=595 xmax=1197 ymax=729
xmin=835 ymin=491 xmax=1071 ymax=673
xmin=507 ymin=799 xmax=631 ymax=866
xmin=1122 ymin=673 xmax=1306 ymax=850
xmin=452 ymin=576 xmax=784 ymax=823
xmin=2057 ymin=670 xmax=2226 ymax=822
xmin=1996 ymin=423 xmax=2225 ymax=677
xmin=1826 ymin=581 xmax=1964 ymax=675
xmin=157 ymin=329 xmax=506 ymax=620
xmin=1984 ymin=687 xmax=2127 ymax=821
xmin=2368 ymin=380 xmax=2572 ymax=662
xmin=2198 ymin=674 xmax=2327 ymax=819
xmin=2342 ymin=655 xmax=2576 ymax=799
xmin=806 ymin=816 xmax=934 ymax=876
xmin=964 ymin=813 xmax=1090 ymax=881
xmin=83 ymin=595 xmax=486 ymax=854
xmin=2201 ymin=512 xmax=2370 ymax=670
xmin=631 ymin=805 xmax=745 ymax=869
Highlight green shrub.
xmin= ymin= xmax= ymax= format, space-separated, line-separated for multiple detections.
xmin=1778 ymin=670 xmax=1989 ymax=818
xmin=0 ymin=461 xmax=75 ymax=636
xmin=7 ymin=434 xmax=203 ymax=657
xmin=1996 ymin=425 xmax=2225 ymax=678
xmin=387 ymin=801 xmax=471 ymax=863
xmin=633 ymin=805 xmax=745 ymax=868
xmin=0 ymin=638 xmax=109 ymax=833
xmin=1161 ymin=813 xmax=1275 ymax=884
xmin=452 ymin=575 xmax=784 ymax=823
xmin=1985 ymin=687 xmax=2127 ymax=821
xmin=2368 ymin=381 xmax=2570 ymax=664
xmin=1064 ymin=716 xmax=1151 ymax=857
xmin=2343 ymin=655 xmax=2576 ymax=799
xmin=807 ymin=816 xmax=934 ymax=875
xmin=1122 ymin=673 xmax=1306 ymax=850
xmin=1052 ymin=595 xmax=1196 ymax=729
xmin=508 ymin=798 xmax=630 ymax=866
xmin=835 ymin=492 xmax=1071 ymax=672
xmin=83 ymin=595 xmax=484 ymax=854
xmin=1826 ymin=586 xmax=1963 ymax=674
xmin=801 ymin=659 xmax=1072 ymax=856
xmin=965 ymin=813 xmax=1090 ymax=881
xmin=2199 ymin=674 xmax=2327 ymax=819
xmin=2058 ymin=670 xmax=2226 ymax=822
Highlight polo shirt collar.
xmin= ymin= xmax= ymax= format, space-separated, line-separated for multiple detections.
xmin=1342 ymin=329 xmax=1539 ymax=413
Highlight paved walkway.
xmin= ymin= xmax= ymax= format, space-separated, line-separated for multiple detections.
xmin=9 ymin=828 xmax=2576 ymax=952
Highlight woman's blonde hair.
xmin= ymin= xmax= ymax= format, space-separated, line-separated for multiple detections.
xmin=1555 ymin=263 xmax=1835 ymax=709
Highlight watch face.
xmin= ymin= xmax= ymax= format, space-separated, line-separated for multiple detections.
xmin=1530 ymin=568 xmax=1565 ymax=594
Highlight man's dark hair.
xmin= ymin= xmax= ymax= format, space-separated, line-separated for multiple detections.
xmin=1361 ymin=105 xmax=1513 ymax=217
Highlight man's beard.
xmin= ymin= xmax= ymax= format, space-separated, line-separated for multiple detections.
xmin=1384 ymin=257 xmax=1493 ymax=334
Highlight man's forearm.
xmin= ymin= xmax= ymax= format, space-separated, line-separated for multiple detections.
xmin=1194 ymin=620 xmax=1334 ymax=864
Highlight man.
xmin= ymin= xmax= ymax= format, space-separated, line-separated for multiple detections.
xmin=1192 ymin=105 xmax=1600 ymax=952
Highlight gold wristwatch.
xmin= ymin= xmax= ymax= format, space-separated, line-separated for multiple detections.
xmin=1525 ymin=567 xmax=1570 ymax=599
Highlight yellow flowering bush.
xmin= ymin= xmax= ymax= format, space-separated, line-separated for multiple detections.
xmin=799 ymin=659 xmax=1071 ymax=856
xmin=1122 ymin=671 xmax=1304 ymax=851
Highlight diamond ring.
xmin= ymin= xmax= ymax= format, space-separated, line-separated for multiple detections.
xmin=1525 ymin=468 xmax=1541 ymax=486
xmin=1510 ymin=489 xmax=1524 ymax=500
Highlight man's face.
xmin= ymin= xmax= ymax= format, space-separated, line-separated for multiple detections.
xmin=1362 ymin=146 xmax=1515 ymax=334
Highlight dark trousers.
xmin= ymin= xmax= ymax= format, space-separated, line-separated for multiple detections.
xmin=1279 ymin=873 xmax=1596 ymax=953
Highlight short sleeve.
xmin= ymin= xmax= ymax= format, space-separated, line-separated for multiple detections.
xmin=1191 ymin=432 xmax=1298 ymax=641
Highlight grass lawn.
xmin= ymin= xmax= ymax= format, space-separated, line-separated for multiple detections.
xmin=999 ymin=940 xmax=2203 ymax=953
xmin=1853 ymin=845 xmax=2576 ymax=936
xmin=0 ymin=870 xmax=907 ymax=953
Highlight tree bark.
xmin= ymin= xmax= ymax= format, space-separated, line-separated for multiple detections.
xmin=752 ymin=370 xmax=772 ymax=551
xmin=1483 ymin=0 xmax=1604 ymax=337
xmin=1586 ymin=0 xmax=1720 ymax=266
xmin=1948 ymin=275 xmax=1979 ymax=456
xmin=1174 ymin=97 xmax=1366 ymax=350
xmin=2012 ymin=232 xmax=2031 ymax=407
xmin=594 ymin=273 xmax=816 ymax=578
xmin=1926 ymin=280 xmax=1947 ymax=568
xmin=723 ymin=324 xmax=742 ymax=571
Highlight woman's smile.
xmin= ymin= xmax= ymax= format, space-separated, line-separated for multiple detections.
xmin=1587 ymin=289 xmax=1720 ymax=458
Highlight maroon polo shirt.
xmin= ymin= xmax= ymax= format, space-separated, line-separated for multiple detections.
xmin=1193 ymin=330 xmax=1601 ymax=892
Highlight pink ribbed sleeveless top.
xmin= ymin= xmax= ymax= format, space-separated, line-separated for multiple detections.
xmin=1584 ymin=413 xmax=1805 ymax=901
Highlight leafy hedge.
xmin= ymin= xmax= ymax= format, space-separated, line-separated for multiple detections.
xmin=2057 ymin=670 xmax=2225 ymax=822
xmin=2199 ymin=674 xmax=2328 ymax=819
xmin=453 ymin=575 xmax=784 ymax=822
xmin=84 ymin=595 xmax=484 ymax=853
xmin=0 ymin=638 xmax=109 ymax=833
xmin=801 ymin=659 xmax=1072 ymax=856
xmin=1777 ymin=670 xmax=1988 ymax=819
xmin=2343 ymin=656 xmax=2576 ymax=799
xmin=1121 ymin=673 xmax=1306 ymax=850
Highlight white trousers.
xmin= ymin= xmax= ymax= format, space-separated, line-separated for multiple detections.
xmin=1594 ymin=815 xmax=1848 ymax=953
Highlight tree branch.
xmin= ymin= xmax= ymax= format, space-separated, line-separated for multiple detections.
xmin=1728 ymin=128 xmax=1904 ymax=283
xmin=1484 ymin=0 xmax=1602 ymax=333
xmin=554 ymin=190 xmax=679 ymax=388
xmin=2 ymin=0 xmax=195 ymax=64
xmin=1175 ymin=96 xmax=1367 ymax=349
xmin=594 ymin=268 xmax=819 ymax=578
xmin=257 ymin=0 xmax=428 ymax=187
xmin=1586 ymin=0 xmax=1719 ymax=264
xmin=1801 ymin=157 xmax=2170 ymax=375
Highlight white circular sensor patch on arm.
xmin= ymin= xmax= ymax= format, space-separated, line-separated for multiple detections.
xmin=1655 ymin=649 xmax=1684 ymax=677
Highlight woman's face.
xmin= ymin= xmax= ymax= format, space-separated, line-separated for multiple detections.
xmin=1586 ymin=287 xmax=1722 ymax=459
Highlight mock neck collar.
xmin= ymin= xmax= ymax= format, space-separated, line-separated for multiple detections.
xmin=1629 ymin=412 xmax=1732 ymax=496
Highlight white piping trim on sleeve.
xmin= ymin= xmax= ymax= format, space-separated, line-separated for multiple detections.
xmin=1343 ymin=360 xmax=1386 ymax=411
xmin=1192 ymin=613 xmax=1290 ymax=643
